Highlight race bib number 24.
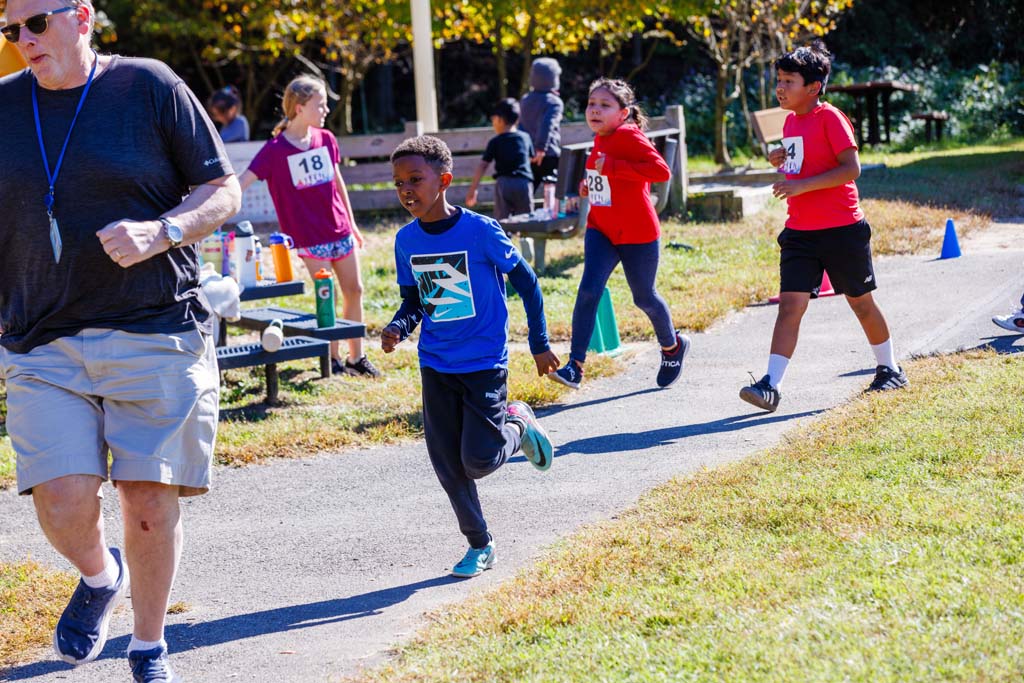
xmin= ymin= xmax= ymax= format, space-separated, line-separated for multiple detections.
xmin=586 ymin=168 xmax=612 ymax=207
xmin=779 ymin=136 xmax=804 ymax=175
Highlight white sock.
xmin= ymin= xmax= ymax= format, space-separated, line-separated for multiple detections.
xmin=766 ymin=354 xmax=790 ymax=388
xmin=871 ymin=339 xmax=898 ymax=371
xmin=82 ymin=549 xmax=118 ymax=589
xmin=127 ymin=636 xmax=166 ymax=654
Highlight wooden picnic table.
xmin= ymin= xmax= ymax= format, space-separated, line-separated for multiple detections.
xmin=827 ymin=80 xmax=917 ymax=146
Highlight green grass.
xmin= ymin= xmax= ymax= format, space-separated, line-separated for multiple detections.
xmin=355 ymin=350 xmax=1024 ymax=683
xmin=1 ymin=141 xmax=1020 ymax=485
xmin=0 ymin=560 xmax=77 ymax=669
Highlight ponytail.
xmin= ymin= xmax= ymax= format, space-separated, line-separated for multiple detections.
xmin=272 ymin=117 xmax=289 ymax=137
xmin=629 ymin=105 xmax=649 ymax=131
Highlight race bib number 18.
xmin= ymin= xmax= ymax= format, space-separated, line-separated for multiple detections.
xmin=287 ymin=147 xmax=334 ymax=190
xmin=779 ymin=136 xmax=804 ymax=175
xmin=586 ymin=168 xmax=612 ymax=207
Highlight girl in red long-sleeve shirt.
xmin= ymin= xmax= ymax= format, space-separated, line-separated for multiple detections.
xmin=549 ymin=78 xmax=691 ymax=390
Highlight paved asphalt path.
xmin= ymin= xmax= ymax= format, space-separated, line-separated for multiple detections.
xmin=2 ymin=223 xmax=1022 ymax=683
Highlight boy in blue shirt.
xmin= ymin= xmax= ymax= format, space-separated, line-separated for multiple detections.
xmin=383 ymin=135 xmax=561 ymax=577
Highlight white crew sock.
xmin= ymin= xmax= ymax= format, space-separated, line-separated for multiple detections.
xmin=82 ymin=548 xmax=118 ymax=589
xmin=871 ymin=338 xmax=899 ymax=371
xmin=766 ymin=354 xmax=790 ymax=388
xmin=127 ymin=636 xmax=166 ymax=654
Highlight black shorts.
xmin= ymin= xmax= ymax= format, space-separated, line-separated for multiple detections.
xmin=778 ymin=219 xmax=877 ymax=297
xmin=532 ymin=154 xmax=559 ymax=187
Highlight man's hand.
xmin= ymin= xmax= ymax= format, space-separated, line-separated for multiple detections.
xmin=96 ymin=219 xmax=165 ymax=268
xmin=465 ymin=188 xmax=478 ymax=208
xmin=768 ymin=146 xmax=787 ymax=168
xmin=532 ymin=349 xmax=561 ymax=376
xmin=531 ymin=150 xmax=546 ymax=165
xmin=772 ymin=179 xmax=808 ymax=199
xmin=381 ymin=324 xmax=402 ymax=353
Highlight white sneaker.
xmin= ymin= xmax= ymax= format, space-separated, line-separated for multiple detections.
xmin=992 ymin=308 xmax=1024 ymax=334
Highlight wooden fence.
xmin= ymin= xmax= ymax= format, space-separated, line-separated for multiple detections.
xmin=225 ymin=104 xmax=687 ymax=227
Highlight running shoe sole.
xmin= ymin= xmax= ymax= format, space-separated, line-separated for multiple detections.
xmin=739 ymin=386 xmax=779 ymax=412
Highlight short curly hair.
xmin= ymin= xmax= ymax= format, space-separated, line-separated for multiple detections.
xmin=390 ymin=135 xmax=453 ymax=176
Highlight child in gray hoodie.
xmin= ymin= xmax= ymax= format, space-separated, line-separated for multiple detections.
xmin=520 ymin=58 xmax=565 ymax=215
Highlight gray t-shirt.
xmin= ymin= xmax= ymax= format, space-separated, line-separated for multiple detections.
xmin=0 ymin=56 xmax=233 ymax=353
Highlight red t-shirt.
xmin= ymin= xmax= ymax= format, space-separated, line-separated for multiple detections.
xmin=247 ymin=127 xmax=353 ymax=249
xmin=779 ymin=102 xmax=864 ymax=230
xmin=585 ymin=124 xmax=671 ymax=244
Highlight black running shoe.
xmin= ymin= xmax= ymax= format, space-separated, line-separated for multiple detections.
xmin=656 ymin=332 xmax=691 ymax=388
xmin=344 ymin=355 xmax=382 ymax=378
xmin=866 ymin=365 xmax=908 ymax=392
xmin=548 ymin=361 xmax=583 ymax=389
xmin=739 ymin=374 xmax=781 ymax=412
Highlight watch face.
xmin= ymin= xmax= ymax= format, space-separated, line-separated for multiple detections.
xmin=165 ymin=221 xmax=184 ymax=246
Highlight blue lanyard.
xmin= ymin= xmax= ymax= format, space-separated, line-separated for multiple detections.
xmin=32 ymin=50 xmax=98 ymax=217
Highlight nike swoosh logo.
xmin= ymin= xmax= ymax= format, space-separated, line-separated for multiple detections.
xmin=505 ymin=249 xmax=516 ymax=259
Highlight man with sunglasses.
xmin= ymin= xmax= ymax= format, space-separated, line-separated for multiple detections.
xmin=0 ymin=1 xmax=241 ymax=681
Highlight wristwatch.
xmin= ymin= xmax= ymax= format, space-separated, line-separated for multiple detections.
xmin=159 ymin=217 xmax=184 ymax=248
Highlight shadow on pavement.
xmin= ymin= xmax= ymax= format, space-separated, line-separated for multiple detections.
xmin=971 ymin=334 xmax=1024 ymax=354
xmin=539 ymin=386 xmax=662 ymax=417
xmin=1 ymin=575 xmax=461 ymax=681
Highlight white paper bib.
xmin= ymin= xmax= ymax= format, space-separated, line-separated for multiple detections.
xmin=287 ymin=147 xmax=333 ymax=190
xmin=585 ymin=168 xmax=612 ymax=207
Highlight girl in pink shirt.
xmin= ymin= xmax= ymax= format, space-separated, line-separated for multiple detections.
xmin=239 ymin=76 xmax=379 ymax=377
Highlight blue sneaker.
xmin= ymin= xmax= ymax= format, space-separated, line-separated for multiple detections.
xmin=452 ymin=542 xmax=496 ymax=578
xmin=547 ymin=361 xmax=582 ymax=389
xmin=128 ymin=645 xmax=183 ymax=683
xmin=54 ymin=547 xmax=129 ymax=665
xmin=506 ymin=401 xmax=553 ymax=471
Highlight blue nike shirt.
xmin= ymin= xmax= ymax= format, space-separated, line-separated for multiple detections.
xmin=395 ymin=209 xmax=520 ymax=373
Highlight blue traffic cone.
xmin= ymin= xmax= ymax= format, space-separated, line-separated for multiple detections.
xmin=939 ymin=218 xmax=961 ymax=259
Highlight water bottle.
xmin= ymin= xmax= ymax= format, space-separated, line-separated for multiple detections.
xmin=261 ymin=318 xmax=284 ymax=352
xmin=314 ymin=268 xmax=336 ymax=328
xmin=234 ymin=221 xmax=259 ymax=287
xmin=268 ymin=232 xmax=295 ymax=283
xmin=253 ymin=236 xmax=263 ymax=281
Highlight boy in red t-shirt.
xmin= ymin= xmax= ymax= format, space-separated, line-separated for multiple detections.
xmin=740 ymin=41 xmax=907 ymax=413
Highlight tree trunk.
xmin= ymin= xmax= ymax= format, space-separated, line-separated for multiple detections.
xmin=714 ymin=63 xmax=733 ymax=167
xmin=494 ymin=18 xmax=508 ymax=99
xmin=738 ymin=66 xmax=756 ymax=154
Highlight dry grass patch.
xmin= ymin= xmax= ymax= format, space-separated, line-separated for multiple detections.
xmin=0 ymin=560 xmax=77 ymax=669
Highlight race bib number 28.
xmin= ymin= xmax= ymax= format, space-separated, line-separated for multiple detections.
xmin=779 ymin=136 xmax=804 ymax=175
xmin=287 ymin=147 xmax=334 ymax=190
xmin=586 ymin=168 xmax=612 ymax=207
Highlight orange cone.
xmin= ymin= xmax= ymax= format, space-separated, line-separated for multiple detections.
xmin=769 ymin=271 xmax=835 ymax=303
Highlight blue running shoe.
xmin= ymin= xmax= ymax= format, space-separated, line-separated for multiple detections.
xmin=54 ymin=547 xmax=129 ymax=665
xmin=506 ymin=401 xmax=553 ymax=471
xmin=547 ymin=361 xmax=582 ymax=389
xmin=656 ymin=331 xmax=691 ymax=388
xmin=128 ymin=645 xmax=183 ymax=683
xmin=452 ymin=542 xmax=495 ymax=578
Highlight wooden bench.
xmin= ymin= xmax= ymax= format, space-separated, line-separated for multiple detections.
xmin=748 ymin=106 xmax=789 ymax=156
xmin=216 ymin=336 xmax=329 ymax=404
xmin=224 ymin=105 xmax=688 ymax=226
xmin=498 ymin=129 xmax=681 ymax=273
xmin=911 ymin=111 xmax=949 ymax=142
xmin=234 ymin=306 xmax=366 ymax=377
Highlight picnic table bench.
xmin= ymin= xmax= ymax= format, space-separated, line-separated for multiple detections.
xmin=911 ymin=111 xmax=949 ymax=142
xmin=216 ymin=336 xmax=330 ymax=404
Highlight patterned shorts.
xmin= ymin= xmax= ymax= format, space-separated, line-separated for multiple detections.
xmin=298 ymin=234 xmax=355 ymax=262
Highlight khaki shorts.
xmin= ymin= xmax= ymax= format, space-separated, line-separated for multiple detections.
xmin=1 ymin=328 xmax=219 ymax=496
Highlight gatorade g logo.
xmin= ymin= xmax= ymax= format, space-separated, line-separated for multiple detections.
xmin=317 ymin=284 xmax=332 ymax=300
xmin=410 ymin=251 xmax=475 ymax=321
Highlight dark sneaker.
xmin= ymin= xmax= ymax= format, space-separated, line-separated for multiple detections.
xmin=344 ymin=355 xmax=381 ymax=378
xmin=330 ymin=358 xmax=346 ymax=375
xmin=547 ymin=361 xmax=583 ymax=389
xmin=992 ymin=308 xmax=1024 ymax=334
xmin=451 ymin=542 xmax=495 ymax=578
xmin=656 ymin=332 xmax=691 ymax=388
xmin=506 ymin=401 xmax=553 ymax=471
xmin=54 ymin=547 xmax=129 ymax=665
xmin=866 ymin=365 xmax=908 ymax=392
xmin=128 ymin=646 xmax=183 ymax=683
xmin=739 ymin=374 xmax=781 ymax=412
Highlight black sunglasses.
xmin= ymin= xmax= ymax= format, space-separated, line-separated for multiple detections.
xmin=1 ymin=6 xmax=75 ymax=43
